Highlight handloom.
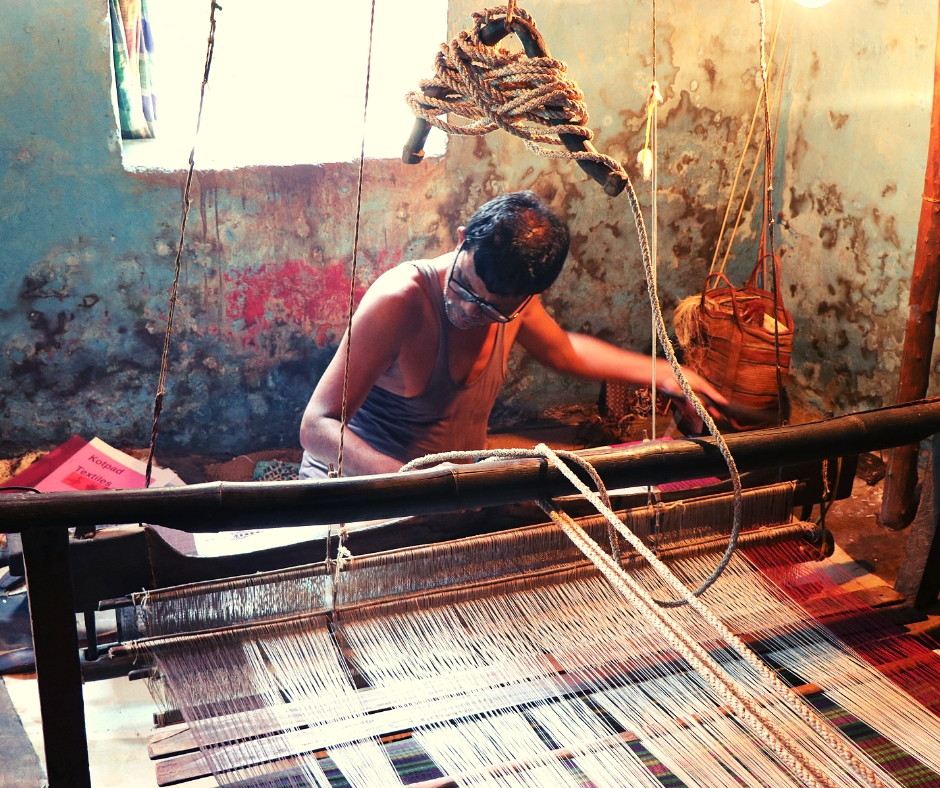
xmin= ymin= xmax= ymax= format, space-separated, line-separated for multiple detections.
xmin=118 ymin=478 xmax=940 ymax=788
xmin=7 ymin=403 xmax=940 ymax=788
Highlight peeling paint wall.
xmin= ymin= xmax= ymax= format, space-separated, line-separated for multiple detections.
xmin=0 ymin=0 xmax=936 ymax=456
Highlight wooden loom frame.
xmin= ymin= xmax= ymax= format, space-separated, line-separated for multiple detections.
xmin=5 ymin=397 xmax=940 ymax=788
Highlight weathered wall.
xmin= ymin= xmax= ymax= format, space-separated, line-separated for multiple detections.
xmin=776 ymin=1 xmax=937 ymax=415
xmin=0 ymin=0 xmax=936 ymax=457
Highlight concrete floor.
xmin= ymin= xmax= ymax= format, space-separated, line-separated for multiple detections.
xmin=3 ymin=671 xmax=161 ymax=788
xmin=825 ymin=474 xmax=910 ymax=585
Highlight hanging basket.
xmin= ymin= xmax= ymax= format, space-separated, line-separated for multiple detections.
xmin=676 ymin=256 xmax=793 ymax=416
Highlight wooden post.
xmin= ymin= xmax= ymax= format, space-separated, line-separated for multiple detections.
xmin=21 ymin=527 xmax=92 ymax=788
xmin=896 ymin=434 xmax=940 ymax=606
xmin=881 ymin=4 xmax=940 ymax=530
xmin=3 ymin=400 xmax=940 ymax=535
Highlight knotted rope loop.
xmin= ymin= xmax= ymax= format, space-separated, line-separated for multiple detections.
xmin=405 ymin=6 xmax=626 ymax=178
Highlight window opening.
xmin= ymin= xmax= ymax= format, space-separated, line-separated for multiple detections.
xmin=120 ymin=0 xmax=448 ymax=170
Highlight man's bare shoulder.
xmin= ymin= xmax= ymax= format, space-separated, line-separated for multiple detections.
xmin=362 ymin=255 xmax=450 ymax=309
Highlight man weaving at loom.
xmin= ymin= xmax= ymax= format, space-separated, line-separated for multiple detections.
xmin=299 ymin=191 xmax=724 ymax=478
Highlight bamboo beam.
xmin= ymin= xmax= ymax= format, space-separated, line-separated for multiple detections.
xmin=881 ymin=6 xmax=940 ymax=530
xmin=2 ymin=399 xmax=940 ymax=534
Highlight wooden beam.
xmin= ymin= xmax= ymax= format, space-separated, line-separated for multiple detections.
xmin=21 ymin=527 xmax=91 ymax=788
xmin=896 ymin=434 xmax=940 ymax=606
xmin=2 ymin=400 xmax=940 ymax=535
xmin=881 ymin=4 xmax=940 ymax=529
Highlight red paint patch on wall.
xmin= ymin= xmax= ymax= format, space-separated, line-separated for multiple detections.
xmin=225 ymin=259 xmax=367 ymax=346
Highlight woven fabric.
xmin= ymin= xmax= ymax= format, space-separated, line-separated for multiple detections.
xmin=313 ymin=690 xmax=940 ymax=788
xmin=810 ymin=693 xmax=940 ymax=787
xmin=320 ymin=737 xmax=444 ymax=786
xmin=109 ymin=0 xmax=156 ymax=139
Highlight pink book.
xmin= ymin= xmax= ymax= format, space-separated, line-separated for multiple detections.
xmin=1 ymin=436 xmax=182 ymax=491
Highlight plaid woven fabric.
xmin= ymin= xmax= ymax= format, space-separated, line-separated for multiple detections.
xmin=809 ymin=693 xmax=940 ymax=788
xmin=319 ymin=737 xmax=444 ymax=786
xmin=312 ymin=691 xmax=940 ymax=788
xmin=626 ymin=740 xmax=689 ymax=788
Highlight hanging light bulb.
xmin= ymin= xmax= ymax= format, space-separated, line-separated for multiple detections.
xmin=794 ymin=0 xmax=831 ymax=7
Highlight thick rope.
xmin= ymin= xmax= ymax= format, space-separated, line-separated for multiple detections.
xmin=405 ymin=2 xmax=743 ymax=594
xmin=402 ymin=447 xmax=621 ymax=565
xmin=387 ymin=6 xmax=870 ymax=782
xmin=406 ymin=6 xmax=626 ymax=178
xmin=402 ymin=446 xmax=706 ymax=602
xmin=144 ymin=0 xmax=221 ymax=488
xmin=542 ymin=503 xmax=885 ymax=788
xmin=621 ymin=167 xmax=745 ymax=603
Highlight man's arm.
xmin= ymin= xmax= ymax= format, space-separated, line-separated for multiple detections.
xmin=515 ymin=299 xmax=727 ymax=407
xmin=299 ymin=268 xmax=424 ymax=477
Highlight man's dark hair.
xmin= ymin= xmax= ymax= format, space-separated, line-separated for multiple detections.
xmin=463 ymin=191 xmax=570 ymax=297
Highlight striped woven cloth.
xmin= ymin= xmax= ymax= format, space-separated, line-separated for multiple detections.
xmin=313 ymin=691 xmax=940 ymax=788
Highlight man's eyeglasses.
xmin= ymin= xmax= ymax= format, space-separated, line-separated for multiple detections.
xmin=446 ymin=253 xmax=532 ymax=324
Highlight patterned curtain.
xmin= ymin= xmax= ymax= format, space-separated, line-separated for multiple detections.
xmin=110 ymin=0 xmax=156 ymax=139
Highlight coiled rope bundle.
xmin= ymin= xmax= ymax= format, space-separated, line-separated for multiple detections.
xmin=405 ymin=5 xmax=627 ymax=184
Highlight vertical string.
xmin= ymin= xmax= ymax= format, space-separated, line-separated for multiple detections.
xmin=336 ymin=0 xmax=377 ymax=482
xmin=754 ymin=0 xmax=784 ymax=424
xmin=328 ymin=0 xmax=377 ymax=582
xmin=757 ymin=0 xmax=775 ymax=262
xmin=145 ymin=0 xmax=220 ymax=488
xmin=650 ymin=0 xmax=658 ymax=440
xmin=709 ymin=0 xmax=789 ymax=279
xmin=646 ymin=0 xmax=660 ymax=528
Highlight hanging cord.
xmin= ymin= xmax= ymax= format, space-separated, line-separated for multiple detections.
xmin=325 ymin=0 xmax=378 ymax=590
xmin=404 ymin=24 xmax=744 ymax=600
xmin=636 ymin=83 xmax=662 ymax=182
xmin=623 ymin=166 xmax=744 ymax=602
xmin=709 ymin=0 xmax=790 ymax=278
xmin=715 ymin=28 xmax=792 ymax=279
xmin=403 ymin=1 xmax=741 ymax=597
xmin=636 ymin=0 xmax=661 ymax=183
xmin=532 ymin=445 xmax=885 ymax=788
xmin=756 ymin=0 xmax=775 ymax=262
xmin=401 ymin=444 xmax=886 ymax=788
xmin=753 ymin=0 xmax=785 ymax=425
xmin=638 ymin=81 xmax=663 ymax=438
xmin=144 ymin=0 xmax=221 ymax=488
xmin=402 ymin=444 xmax=736 ymax=603
xmin=649 ymin=0 xmax=660 ymax=461
xmin=335 ymin=0 xmax=377 ymax=481
xmin=405 ymin=6 xmax=627 ymax=178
